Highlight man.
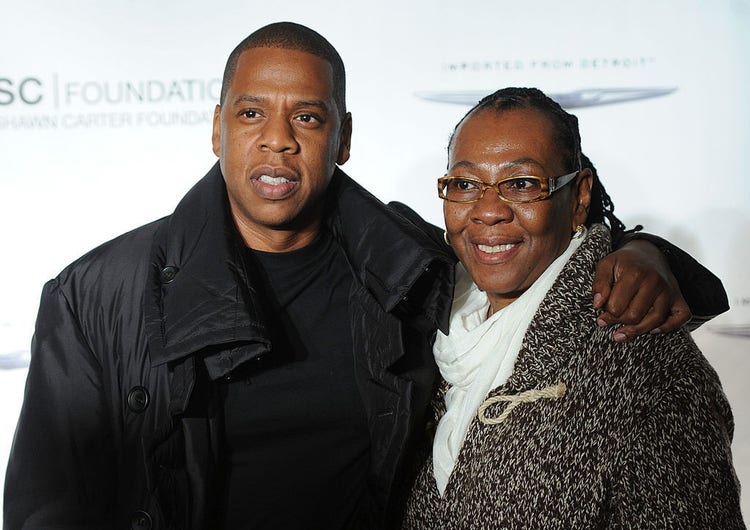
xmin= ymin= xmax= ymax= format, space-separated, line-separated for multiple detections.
xmin=4 ymin=22 xmax=728 ymax=530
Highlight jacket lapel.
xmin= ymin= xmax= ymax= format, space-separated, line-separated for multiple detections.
xmin=143 ymin=162 xmax=271 ymax=376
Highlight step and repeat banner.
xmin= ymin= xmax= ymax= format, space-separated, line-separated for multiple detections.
xmin=1 ymin=0 xmax=749 ymax=510
xmin=2 ymin=1 xmax=749 ymax=355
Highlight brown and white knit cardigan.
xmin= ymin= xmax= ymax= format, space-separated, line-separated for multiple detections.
xmin=403 ymin=224 xmax=745 ymax=529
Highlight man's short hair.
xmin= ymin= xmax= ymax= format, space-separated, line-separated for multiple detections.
xmin=220 ymin=21 xmax=346 ymax=118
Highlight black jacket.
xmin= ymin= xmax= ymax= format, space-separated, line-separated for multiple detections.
xmin=4 ymin=164 xmax=456 ymax=529
xmin=4 ymin=163 xmax=727 ymax=530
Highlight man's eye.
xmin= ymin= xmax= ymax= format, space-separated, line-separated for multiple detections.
xmin=241 ymin=110 xmax=259 ymax=119
xmin=296 ymin=114 xmax=320 ymax=124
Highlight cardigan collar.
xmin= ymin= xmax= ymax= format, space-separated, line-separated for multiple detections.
xmin=432 ymin=224 xmax=612 ymax=431
xmin=489 ymin=224 xmax=612 ymax=398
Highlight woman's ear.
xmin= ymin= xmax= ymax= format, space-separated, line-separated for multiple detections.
xmin=572 ymin=168 xmax=593 ymax=229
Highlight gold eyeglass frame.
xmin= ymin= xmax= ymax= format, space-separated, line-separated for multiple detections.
xmin=437 ymin=171 xmax=579 ymax=204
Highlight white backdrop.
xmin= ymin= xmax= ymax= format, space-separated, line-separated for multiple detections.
xmin=1 ymin=0 xmax=749 ymax=519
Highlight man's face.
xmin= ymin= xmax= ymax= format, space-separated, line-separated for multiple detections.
xmin=212 ymin=47 xmax=351 ymax=251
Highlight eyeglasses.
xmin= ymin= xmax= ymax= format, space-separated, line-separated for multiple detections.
xmin=437 ymin=171 xmax=579 ymax=204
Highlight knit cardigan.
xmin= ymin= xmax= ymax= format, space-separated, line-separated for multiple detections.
xmin=403 ymin=223 xmax=745 ymax=529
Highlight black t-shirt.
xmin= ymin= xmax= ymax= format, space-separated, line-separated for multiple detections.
xmin=219 ymin=230 xmax=370 ymax=529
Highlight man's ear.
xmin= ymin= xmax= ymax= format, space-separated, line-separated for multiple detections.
xmin=572 ymin=168 xmax=593 ymax=228
xmin=212 ymin=105 xmax=222 ymax=157
xmin=337 ymin=112 xmax=352 ymax=165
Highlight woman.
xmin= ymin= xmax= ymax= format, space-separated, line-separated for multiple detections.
xmin=403 ymin=88 xmax=744 ymax=528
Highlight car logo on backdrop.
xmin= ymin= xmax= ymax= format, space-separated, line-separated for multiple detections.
xmin=415 ymin=87 xmax=677 ymax=108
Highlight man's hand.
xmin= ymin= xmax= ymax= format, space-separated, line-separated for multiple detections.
xmin=592 ymin=239 xmax=692 ymax=342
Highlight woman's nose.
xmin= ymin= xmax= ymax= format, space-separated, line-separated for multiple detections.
xmin=471 ymin=187 xmax=514 ymax=225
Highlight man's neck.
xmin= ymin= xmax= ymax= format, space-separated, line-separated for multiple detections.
xmin=235 ymin=220 xmax=322 ymax=253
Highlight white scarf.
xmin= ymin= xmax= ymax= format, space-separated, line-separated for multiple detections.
xmin=432 ymin=232 xmax=585 ymax=495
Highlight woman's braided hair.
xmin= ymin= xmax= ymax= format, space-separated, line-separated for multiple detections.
xmin=448 ymin=87 xmax=626 ymax=238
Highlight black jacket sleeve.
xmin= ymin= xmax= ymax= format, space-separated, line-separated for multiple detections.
xmin=614 ymin=229 xmax=729 ymax=330
xmin=4 ymin=279 xmax=116 ymax=529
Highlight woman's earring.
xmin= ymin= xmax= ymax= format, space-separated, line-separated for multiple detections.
xmin=443 ymin=231 xmax=450 ymax=245
xmin=572 ymin=224 xmax=585 ymax=239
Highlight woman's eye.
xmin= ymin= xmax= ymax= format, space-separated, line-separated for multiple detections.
xmin=507 ymin=178 xmax=537 ymax=190
xmin=453 ymin=179 xmax=479 ymax=191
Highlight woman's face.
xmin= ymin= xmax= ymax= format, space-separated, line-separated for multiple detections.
xmin=444 ymin=107 xmax=591 ymax=314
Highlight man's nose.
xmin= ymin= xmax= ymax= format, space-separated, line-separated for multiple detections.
xmin=258 ymin=116 xmax=299 ymax=153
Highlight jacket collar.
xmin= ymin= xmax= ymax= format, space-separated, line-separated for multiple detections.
xmin=144 ymin=162 xmax=271 ymax=373
xmin=144 ymin=163 xmax=455 ymax=372
xmin=324 ymin=168 xmax=455 ymax=329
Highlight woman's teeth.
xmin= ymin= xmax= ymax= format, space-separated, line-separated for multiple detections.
xmin=477 ymin=243 xmax=515 ymax=253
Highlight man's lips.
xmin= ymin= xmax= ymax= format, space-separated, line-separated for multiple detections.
xmin=249 ymin=166 xmax=299 ymax=200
